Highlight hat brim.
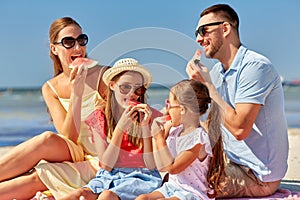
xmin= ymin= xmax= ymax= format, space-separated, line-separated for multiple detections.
xmin=103 ymin=65 xmax=152 ymax=88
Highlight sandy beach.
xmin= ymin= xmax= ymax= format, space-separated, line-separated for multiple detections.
xmin=1 ymin=128 xmax=300 ymax=192
xmin=280 ymin=128 xmax=300 ymax=192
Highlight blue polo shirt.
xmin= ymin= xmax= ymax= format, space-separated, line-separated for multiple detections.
xmin=210 ymin=45 xmax=288 ymax=182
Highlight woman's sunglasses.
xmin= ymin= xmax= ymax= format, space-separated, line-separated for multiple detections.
xmin=195 ymin=21 xmax=224 ymax=37
xmin=53 ymin=34 xmax=88 ymax=49
xmin=117 ymin=84 xmax=146 ymax=96
xmin=165 ymin=99 xmax=181 ymax=110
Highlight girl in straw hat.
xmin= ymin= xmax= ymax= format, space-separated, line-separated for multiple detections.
xmin=60 ymin=58 xmax=162 ymax=200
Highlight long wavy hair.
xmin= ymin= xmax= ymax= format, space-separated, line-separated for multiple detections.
xmin=105 ymin=71 xmax=147 ymax=147
xmin=170 ymin=79 xmax=225 ymax=197
xmin=49 ymin=17 xmax=81 ymax=76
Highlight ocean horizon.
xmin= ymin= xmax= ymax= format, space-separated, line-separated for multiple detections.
xmin=0 ymin=85 xmax=299 ymax=147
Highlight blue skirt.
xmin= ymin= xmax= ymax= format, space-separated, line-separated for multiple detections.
xmin=85 ymin=167 xmax=162 ymax=200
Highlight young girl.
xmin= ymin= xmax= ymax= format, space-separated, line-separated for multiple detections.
xmin=137 ymin=79 xmax=225 ymax=200
xmin=60 ymin=58 xmax=162 ymax=200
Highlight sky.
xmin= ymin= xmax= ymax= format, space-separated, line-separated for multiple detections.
xmin=1 ymin=0 xmax=300 ymax=88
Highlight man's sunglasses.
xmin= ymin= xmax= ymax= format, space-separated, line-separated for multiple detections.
xmin=53 ymin=34 xmax=88 ymax=49
xmin=117 ymin=84 xmax=146 ymax=96
xmin=195 ymin=21 xmax=224 ymax=37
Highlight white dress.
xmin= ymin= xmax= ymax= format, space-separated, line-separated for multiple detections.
xmin=163 ymin=125 xmax=213 ymax=199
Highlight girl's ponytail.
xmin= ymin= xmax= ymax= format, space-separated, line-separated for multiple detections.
xmin=206 ymin=100 xmax=225 ymax=198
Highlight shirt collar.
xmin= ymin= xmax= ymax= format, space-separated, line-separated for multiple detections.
xmin=216 ymin=45 xmax=247 ymax=74
xmin=229 ymin=44 xmax=247 ymax=71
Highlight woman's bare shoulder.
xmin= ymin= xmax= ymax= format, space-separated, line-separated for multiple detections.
xmin=41 ymin=78 xmax=57 ymax=99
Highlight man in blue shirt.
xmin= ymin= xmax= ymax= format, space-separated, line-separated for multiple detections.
xmin=186 ymin=4 xmax=288 ymax=198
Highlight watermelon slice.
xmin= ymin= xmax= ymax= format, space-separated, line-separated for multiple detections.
xmin=165 ymin=114 xmax=171 ymax=121
xmin=127 ymin=99 xmax=141 ymax=106
xmin=127 ymin=100 xmax=142 ymax=122
xmin=69 ymin=58 xmax=98 ymax=70
xmin=127 ymin=100 xmax=163 ymax=122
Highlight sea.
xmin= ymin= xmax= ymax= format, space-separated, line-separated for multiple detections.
xmin=0 ymin=86 xmax=299 ymax=147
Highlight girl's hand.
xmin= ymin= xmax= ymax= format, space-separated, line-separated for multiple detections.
xmin=133 ymin=104 xmax=152 ymax=126
xmin=116 ymin=106 xmax=135 ymax=132
xmin=151 ymin=116 xmax=166 ymax=138
xmin=163 ymin=119 xmax=172 ymax=139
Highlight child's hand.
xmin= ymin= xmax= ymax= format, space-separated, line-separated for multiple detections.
xmin=132 ymin=104 xmax=152 ymax=126
xmin=151 ymin=116 xmax=166 ymax=138
xmin=116 ymin=106 xmax=135 ymax=132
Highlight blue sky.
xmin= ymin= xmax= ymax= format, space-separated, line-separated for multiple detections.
xmin=1 ymin=0 xmax=299 ymax=88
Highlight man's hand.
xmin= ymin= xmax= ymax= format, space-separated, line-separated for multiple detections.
xmin=186 ymin=50 xmax=212 ymax=85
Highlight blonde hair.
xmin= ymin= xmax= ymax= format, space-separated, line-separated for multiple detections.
xmin=170 ymin=79 xmax=225 ymax=197
xmin=105 ymin=71 xmax=147 ymax=147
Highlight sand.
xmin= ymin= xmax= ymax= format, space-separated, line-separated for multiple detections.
xmin=0 ymin=128 xmax=300 ymax=191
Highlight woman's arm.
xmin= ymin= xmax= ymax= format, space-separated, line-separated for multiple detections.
xmin=42 ymin=82 xmax=68 ymax=133
xmin=42 ymin=64 xmax=88 ymax=143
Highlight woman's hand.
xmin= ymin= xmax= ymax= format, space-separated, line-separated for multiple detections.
xmin=69 ymin=62 xmax=88 ymax=97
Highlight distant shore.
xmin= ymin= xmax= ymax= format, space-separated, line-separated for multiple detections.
xmin=1 ymin=84 xmax=300 ymax=92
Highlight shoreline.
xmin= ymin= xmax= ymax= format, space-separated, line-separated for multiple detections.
xmin=0 ymin=128 xmax=299 ymax=191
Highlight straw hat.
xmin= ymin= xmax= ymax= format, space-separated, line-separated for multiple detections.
xmin=103 ymin=58 xmax=152 ymax=88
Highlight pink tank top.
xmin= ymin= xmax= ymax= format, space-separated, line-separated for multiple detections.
xmin=85 ymin=109 xmax=145 ymax=168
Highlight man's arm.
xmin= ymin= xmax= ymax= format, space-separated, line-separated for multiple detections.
xmin=207 ymin=83 xmax=261 ymax=140
xmin=186 ymin=55 xmax=261 ymax=140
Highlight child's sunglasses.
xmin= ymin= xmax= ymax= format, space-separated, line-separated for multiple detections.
xmin=118 ymin=84 xmax=146 ymax=96
xmin=53 ymin=34 xmax=88 ymax=49
xmin=165 ymin=99 xmax=181 ymax=110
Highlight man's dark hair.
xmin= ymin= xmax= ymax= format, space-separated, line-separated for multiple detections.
xmin=201 ymin=4 xmax=239 ymax=31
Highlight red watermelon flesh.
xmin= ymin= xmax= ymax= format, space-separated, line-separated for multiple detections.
xmin=69 ymin=58 xmax=98 ymax=70
xmin=165 ymin=114 xmax=171 ymax=121
xmin=127 ymin=100 xmax=163 ymax=121
xmin=127 ymin=99 xmax=141 ymax=106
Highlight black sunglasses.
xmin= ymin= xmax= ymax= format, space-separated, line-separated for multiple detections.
xmin=53 ymin=34 xmax=88 ymax=49
xmin=117 ymin=84 xmax=146 ymax=96
xmin=195 ymin=21 xmax=224 ymax=37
